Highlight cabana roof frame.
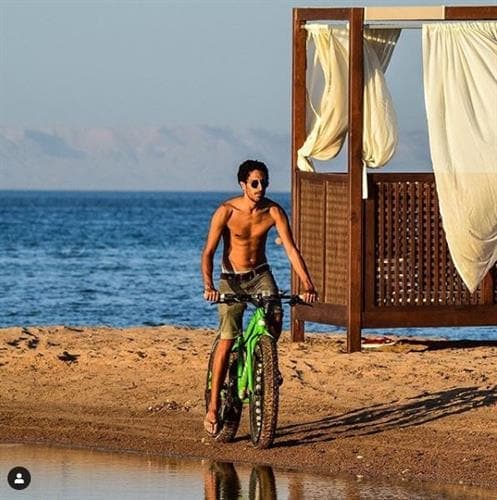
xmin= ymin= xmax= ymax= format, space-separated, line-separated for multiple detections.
xmin=291 ymin=5 xmax=497 ymax=352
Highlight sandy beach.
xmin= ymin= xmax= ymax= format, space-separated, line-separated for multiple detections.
xmin=1 ymin=324 xmax=497 ymax=491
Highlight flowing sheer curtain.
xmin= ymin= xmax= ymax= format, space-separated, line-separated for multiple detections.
xmin=362 ymin=29 xmax=401 ymax=169
xmin=297 ymin=25 xmax=349 ymax=172
xmin=297 ymin=25 xmax=400 ymax=175
xmin=423 ymin=22 xmax=497 ymax=292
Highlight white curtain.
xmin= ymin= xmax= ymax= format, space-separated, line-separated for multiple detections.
xmin=423 ymin=22 xmax=497 ymax=293
xmin=297 ymin=25 xmax=400 ymax=173
xmin=297 ymin=25 xmax=349 ymax=172
xmin=363 ymin=29 xmax=401 ymax=168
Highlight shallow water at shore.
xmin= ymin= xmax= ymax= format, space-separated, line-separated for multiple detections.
xmin=1 ymin=444 xmax=495 ymax=499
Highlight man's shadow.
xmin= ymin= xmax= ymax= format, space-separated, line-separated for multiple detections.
xmin=275 ymin=385 xmax=497 ymax=447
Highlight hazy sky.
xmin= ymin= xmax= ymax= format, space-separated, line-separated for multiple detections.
xmin=1 ymin=0 xmax=488 ymax=134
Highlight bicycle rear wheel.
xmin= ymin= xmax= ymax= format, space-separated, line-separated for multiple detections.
xmin=249 ymin=335 xmax=279 ymax=449
xmin=205 ymin=338 xmax=242 ymax=442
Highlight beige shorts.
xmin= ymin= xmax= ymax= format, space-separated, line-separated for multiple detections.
xmin=217 ymin=270 xmax=282 ymax=340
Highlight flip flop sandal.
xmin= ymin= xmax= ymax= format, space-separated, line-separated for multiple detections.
xmin=204 ymin=417 xmax=220 ymax=437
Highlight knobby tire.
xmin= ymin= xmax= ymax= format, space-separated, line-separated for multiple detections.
xmin=249 ymin=335 xmax=279 ymax=449
xmin=204 ymin=339 xmax=242 ymax=443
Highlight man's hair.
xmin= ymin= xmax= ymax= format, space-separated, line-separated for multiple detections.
xmin=237 ymin=160 xmax=269 ymax=184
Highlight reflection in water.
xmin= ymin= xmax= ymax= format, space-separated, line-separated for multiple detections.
xmin=249 ymin=466 xmax=277 ymax=500
xmin=202 ymin=460 xmax=496 ymax=500
xmin=203 ymin=462 xmax=276 ymax=500
xmin=0 ymin=445 xmax=495 ymax=500
xmin=204 ymin=462 xmax=241 ymax=500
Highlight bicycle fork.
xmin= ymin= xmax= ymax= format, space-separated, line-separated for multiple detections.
xmin=235 ymin=308 xmax=273 ymax=402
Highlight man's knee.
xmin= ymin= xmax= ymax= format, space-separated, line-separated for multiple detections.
xmin=215 ymin=339 xmax=235 ymax=357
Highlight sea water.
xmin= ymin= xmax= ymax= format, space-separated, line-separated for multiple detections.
xmin=1 ymin=444 xmax=493 ymax=499
xmin=0 ymin=190 xmax=495 ymax=340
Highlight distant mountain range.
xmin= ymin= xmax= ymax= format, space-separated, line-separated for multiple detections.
xmin=0 ymin=125 xmax=432 ymax=191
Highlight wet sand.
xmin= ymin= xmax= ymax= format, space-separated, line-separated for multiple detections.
xmin=1 ymin=325 xmax=496 ymax=490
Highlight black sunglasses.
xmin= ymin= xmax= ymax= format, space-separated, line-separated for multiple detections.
xmin=249 ymin=179 xmax=268 ymax=189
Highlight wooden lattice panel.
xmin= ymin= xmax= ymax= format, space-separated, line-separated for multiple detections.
xmin=325 ymin=180 xmax=348 ymax=305
xmin=374 ymin=179 xmax=484 ymax=307
xmin=299 ymin=179 xmax=325 ymax=296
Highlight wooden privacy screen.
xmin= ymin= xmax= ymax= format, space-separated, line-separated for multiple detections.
xmin=299 ymin=173 xmax=348 ymax=306
xmin=369 ymin=174 xmax=485 ymax=308
xmin=291 ymin=6 xmax=497 ymax=351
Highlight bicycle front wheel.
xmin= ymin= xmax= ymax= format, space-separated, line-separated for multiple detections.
xmin=249 ymin=335 xmax=279 ymax=449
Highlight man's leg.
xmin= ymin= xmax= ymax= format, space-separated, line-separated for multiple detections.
xmin=267 ymin=311 xmax=282 ymax=341
xmin=205 ymin=338 xmax=235 ymax=433
xmin=205 ymin=279 xmax=244 ymax=434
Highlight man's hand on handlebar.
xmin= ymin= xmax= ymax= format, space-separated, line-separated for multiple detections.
xmin=301 ymin=288 xmax=318 ymax=304
xmin=203 ymin=286 xmax=220 ymax=302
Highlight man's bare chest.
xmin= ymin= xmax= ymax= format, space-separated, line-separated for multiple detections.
xmin=227 ymin=211 xmax=274 ymax=240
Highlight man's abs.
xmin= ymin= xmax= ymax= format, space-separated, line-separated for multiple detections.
xmin=221 ymin=232 xmax=269 ymax=272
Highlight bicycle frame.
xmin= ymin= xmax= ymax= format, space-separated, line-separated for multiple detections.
xmin=232 ymin=306 xmax=274 ymax=402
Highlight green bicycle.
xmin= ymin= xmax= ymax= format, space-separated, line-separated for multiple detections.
xmin=205 ymin=292 xmax=305 ymax=449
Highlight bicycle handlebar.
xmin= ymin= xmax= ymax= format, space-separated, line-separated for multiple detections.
xmin=215 ymin=292 xmax=311 ymax=307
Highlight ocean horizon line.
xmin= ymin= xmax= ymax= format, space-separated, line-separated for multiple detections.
xmin=0 ymin=189 xmax=291 ymax=195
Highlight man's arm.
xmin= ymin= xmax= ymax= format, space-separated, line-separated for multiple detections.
xmin=270 ymin=205 xmax=317 ymax=303
xmin=201 ymin=204 xmax=230 ymax=301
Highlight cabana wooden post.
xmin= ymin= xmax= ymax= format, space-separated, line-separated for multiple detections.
xmin=291 ymin=5 xmax=497 ymax=352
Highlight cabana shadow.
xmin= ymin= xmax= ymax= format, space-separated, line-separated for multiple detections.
xmin=399 ymin=339 xmax=497 ymax=350
xmin=274 ymin=385 xmax=497 ymax=447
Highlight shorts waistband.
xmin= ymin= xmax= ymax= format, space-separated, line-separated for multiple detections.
xmin=220 ymin=263 xmax=270 ymax=283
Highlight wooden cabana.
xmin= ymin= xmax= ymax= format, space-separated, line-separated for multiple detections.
xmin=291 ymin=5 xmax=497 ymax=352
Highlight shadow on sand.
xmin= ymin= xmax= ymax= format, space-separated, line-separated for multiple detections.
xmin=399 ymin=339 xmax=497 ymax=350
xmin=275 ymin=385 xmax=497 ymax=447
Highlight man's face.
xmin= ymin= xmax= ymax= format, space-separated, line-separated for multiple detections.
xmin=241 ymin=169 xmax=268 ymax=202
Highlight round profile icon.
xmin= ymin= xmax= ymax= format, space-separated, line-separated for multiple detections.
xmin=7 ymin=466 xmax=31 ymax=490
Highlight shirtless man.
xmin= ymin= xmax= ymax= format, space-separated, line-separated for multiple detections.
xmin=201 ymin=159 xmax=317 ymax=436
